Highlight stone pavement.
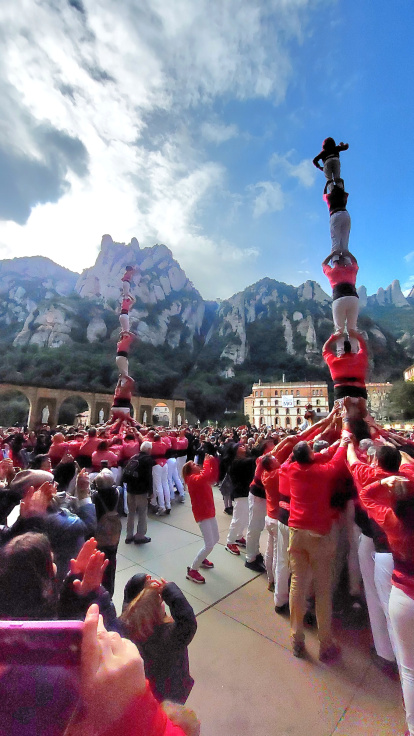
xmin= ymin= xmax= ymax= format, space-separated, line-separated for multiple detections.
xmin=113 ymin=488 xmax=406 ymax=736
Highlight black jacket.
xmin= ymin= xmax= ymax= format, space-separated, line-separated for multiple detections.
xmin=122 ymin=452 xmax=155 ymax=495
xmin=124 ymin=582 xmax=197 ymax=704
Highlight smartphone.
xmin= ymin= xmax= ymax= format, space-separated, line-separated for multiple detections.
xmin=0 ymin=620 xmax=83 ymax=667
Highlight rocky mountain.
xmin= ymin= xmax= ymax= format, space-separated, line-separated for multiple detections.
xmin=0 ymin=235 xmax=412 ymax=413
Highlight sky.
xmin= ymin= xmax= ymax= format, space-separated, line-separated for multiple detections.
xmin=0 ymin=0 xmax=414 ymax=300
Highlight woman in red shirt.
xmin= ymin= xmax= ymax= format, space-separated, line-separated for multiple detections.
xmin=322 ymin=251 xmax=359 ymax=354
xmin=182 ymin=455 xmax=219 ymax=585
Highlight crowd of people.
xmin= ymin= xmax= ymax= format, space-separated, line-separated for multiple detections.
xmin=1 ymin=411 xmax=414 ymax=734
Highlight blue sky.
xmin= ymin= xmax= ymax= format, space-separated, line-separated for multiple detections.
xmin=0 ymin=0 xmax=413 ymax=299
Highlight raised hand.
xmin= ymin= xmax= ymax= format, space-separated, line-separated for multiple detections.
xmin=70 ymin=537 xmax=98 ymax=576
xmin=72 ymin=550 xmax=109 ymax=596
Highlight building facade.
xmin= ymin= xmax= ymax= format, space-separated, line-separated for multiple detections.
xmin=366 ymin=382 xmax=392 ymax=421
xmin=244 ymin=381 xmax=329 ymax=430
xmin=404 ymin=365 xmax=414 ymax=382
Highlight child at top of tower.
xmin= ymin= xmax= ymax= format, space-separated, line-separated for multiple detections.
xmin=121 ymin=265 xmax=139 ymax=296
xmin=313 ymin=137 xmax=349 ymax=190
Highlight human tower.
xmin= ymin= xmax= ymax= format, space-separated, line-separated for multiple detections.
xmin=106 ymin=265 xmax=140 ymax=432
xmin=314 ymin=137 xmax=369 ymax=425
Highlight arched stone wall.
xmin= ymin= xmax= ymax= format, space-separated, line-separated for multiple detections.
xmin=0 ymin=384 xmax=186 ymax=428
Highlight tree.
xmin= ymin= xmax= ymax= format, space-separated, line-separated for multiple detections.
xmin=388 ymin=381 xmax=414 ymax=419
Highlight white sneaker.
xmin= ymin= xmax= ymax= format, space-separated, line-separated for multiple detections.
xmin=156 ymin=508 xmax=166 ymax=516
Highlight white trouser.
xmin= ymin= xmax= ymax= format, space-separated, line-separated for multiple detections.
xmin=246 ymin=494 xmax=267 ymax=563
xmin=332 ymin=296 xmax=359 ymax=354
xmin=330 ymin=209 xmax=351 ymax=253
xmin=389 ymin=585 xmax=414 ymax=736
xmin=374 ymin=552 xmax=399 ymax=662
xmin=191 ymin=517 xmax=219 ymax=570
xmin=115 ymin=355 xmax=129 ymax=376
xmin=167 ymin=457 xmax=184 ymax=497
xmin=122 ymin=281 xmax=131 ymax=296
xmin=274 ymin=521 xmax=290 ymax=607
xmin=264 ymin=516 xmax=279 ymax=585
xmin=358 ymin=534 xmax=395 ymax=662
xmin=176 ymin=455 xmax=187 ymax=482
xmin=227 ymin=497 xmax=249 ymax=545
xmin=324 ymin=157 xmax=341 ymax=184
xmin=119 ymin=313 xmax=129 ymax=332
xmin=152 ymin=463 xmax=170 ymax=511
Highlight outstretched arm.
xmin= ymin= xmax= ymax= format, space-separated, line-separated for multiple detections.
xmin=338 ymin=142 xmax=349 ymax=152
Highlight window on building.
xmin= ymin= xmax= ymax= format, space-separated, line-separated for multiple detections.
xmin=297 ymin=408 xmax=301 ymax=415
xmin=296 ymin=399 xmax=300 ymax=405
xmin=260 ymin=408 xmax=264 ymax=415
xmin=317 ymin=408 xmax=321 ymax=413
xmin=286 ymin=408 xmax=290 ymax=415
xmin=275 ymin=409 xmax=279 ymax=415
xmin=296 ymin=390 xmax=300 ymax=396
xmin=316 ymin=400 xmax=320 ymax=406
xmin=275 ymin=400 xmax=278 ymax=406
xmin=260 ymin=400 xmax=263 ymax=406
xmin=255 ymin=391 xmax=258 ymax=396
xmin=275 ymin=391 xmax=278 ymax=396
xmin=286 ymin=417 xmax=290 ymax=425
xmin=260 ymin=391 xmax=263 ymax=397
xmin=297 ymin=417 xmax=301 ymax=425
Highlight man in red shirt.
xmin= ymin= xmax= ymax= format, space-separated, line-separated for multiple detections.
xmin=323 ymin=328 xmax=368 ymax=423
xmin=287 ymin=434 xmax=350 ymax=661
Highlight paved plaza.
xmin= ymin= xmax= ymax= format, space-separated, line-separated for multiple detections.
xmin=113 ymin=488 xmax=405 ymax=736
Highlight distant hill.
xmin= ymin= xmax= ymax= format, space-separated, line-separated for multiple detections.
xmin=0 ymin=234 xmax=412 ymax=420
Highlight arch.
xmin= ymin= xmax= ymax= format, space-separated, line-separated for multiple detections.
xmin=259 ymin=400 xmax=264 ymax=406
xmin=57 ymin=396 xmax=90 ymax=426
xmin=0 ymin=389 xmax=31 ymax=428
xmin=153 ymin=402 xmax=170 ymax=427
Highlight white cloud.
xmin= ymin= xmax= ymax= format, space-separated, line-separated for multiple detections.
xmin=270 ymin=151 xmax=316 ymax=187
xmin=404 ymin=251 xmax=414 ymax=263
xmin=0 ymin=0 xmax=317 ymax=297
xmin=251 ymin=181 xmax=285 ymax=217
xmin=201 ymin=122 xmax=239 ymax=144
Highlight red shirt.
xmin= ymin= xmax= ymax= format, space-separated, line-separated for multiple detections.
xmin=91 ymin=449 xmax=119 ymax=471
xmin=323 ymin=262 xmax=358 ymax=289
xmin=121 ymin=440 xmax=141 ymax=462
xmin=151 ymin=439 xmax=169 ymax=467
xmin=360 ymin=481 xmax=414 ymax=601
xmin=262 ymin=469 xmax=279 ymax=519
xmin=114 ymin=376 xmax=135 ymax=400
xmin=79 ymin=436 xmax=101 ymax=457
xmin=350 ymin=460 xmax=414 ymax=492
xmin=48 ymin=442 xmax=69 ymax=468
xmin=121 ymin=297 xmax=133 ymax=312
xmin=186 ymin=456 xmax=216 ymax=523
xmin=323 ymin=345 xmax=368 ymax=385
xmin=117 ymin=333 xmax=135 ymax=354
xmin=287 ymin=446 xmax=347 ymax=535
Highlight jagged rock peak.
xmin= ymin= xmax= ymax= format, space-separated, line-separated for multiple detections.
xmin=368 ymin=279 xmax=409 ymax=308
xmin=357 ymin=285 xmax=368 ymax=308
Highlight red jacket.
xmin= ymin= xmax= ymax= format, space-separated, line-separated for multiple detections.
xmin=287 ymin=446 xmax=347 ymax=535
xmin=186 ymin=456 xmax=216 ymax=523
xmin=151 ymin=439 xmax=169 ymax=467
xmin=100 ymin=683 xmax=188 ymax=736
